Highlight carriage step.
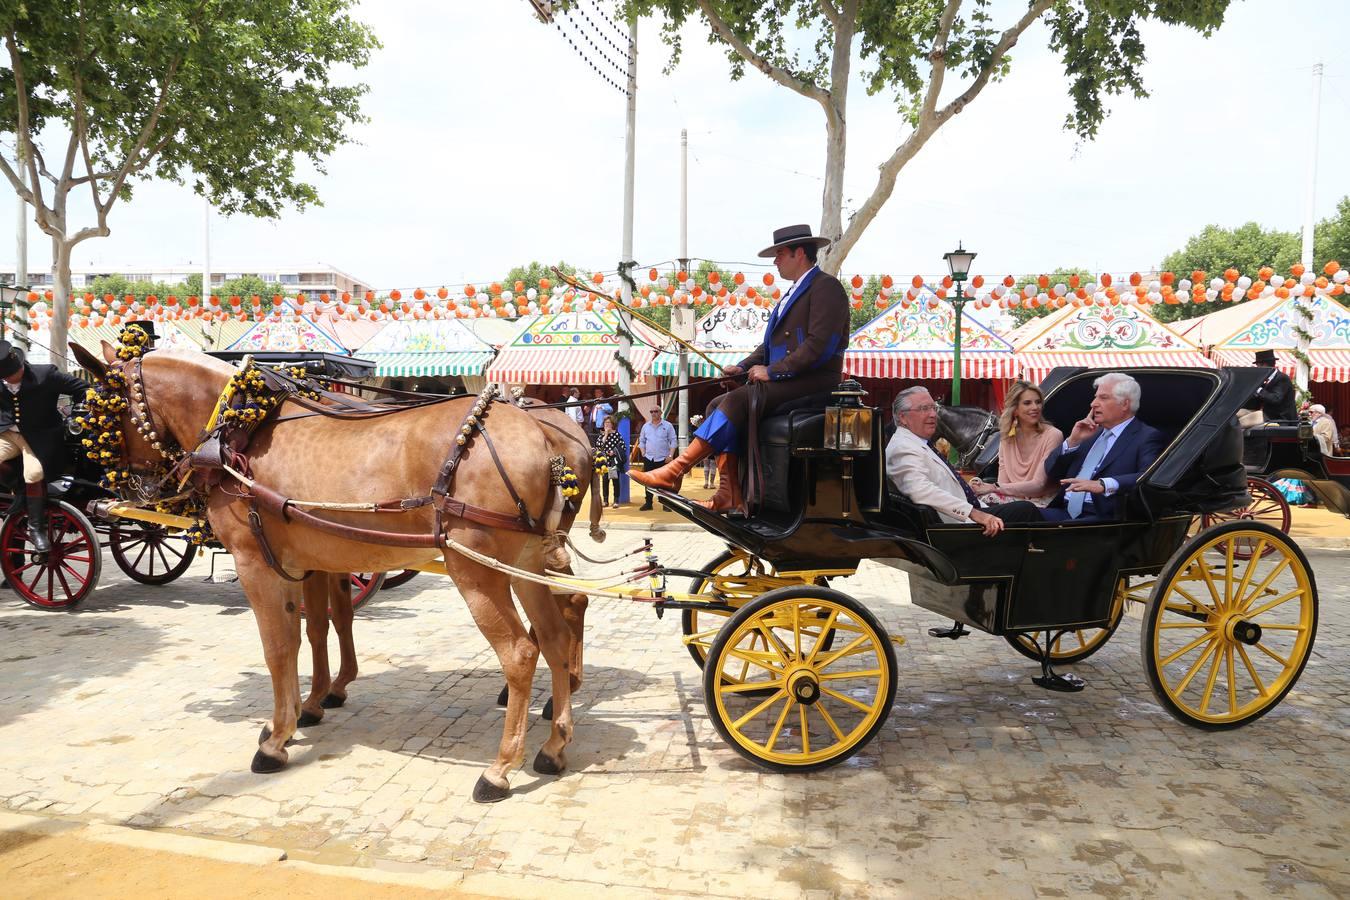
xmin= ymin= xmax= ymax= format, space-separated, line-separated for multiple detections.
xmin=928 ymin=622 xmax=969 ymax=640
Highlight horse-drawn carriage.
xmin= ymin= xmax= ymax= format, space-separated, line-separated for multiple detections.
xmin=0 ymin=350 xmax=408 ymax=610
xmin=646 ymin=365 xmax=1322 ymax=771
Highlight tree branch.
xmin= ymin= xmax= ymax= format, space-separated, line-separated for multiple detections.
xmin=4 ymin=31 xmax=48 ymax=215
xmin=70 ymin=70 xmax=106 ymax=215
xmin=693 ymin=0 xmax=831 ymax=108
xmin=101 ymin=54 xmax=182 ymax=214
xmin=935 ymin=0 xmax=1055 ymax=123
xmin=921 ymin=0 xmax=963 ymax=121
xmin=832 ymin=0 xmax=1055 ymax=267
xmin=819 ymin=0 xmax=842 ymax=31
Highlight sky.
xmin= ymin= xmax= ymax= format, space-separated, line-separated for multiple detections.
xmin=3 ymin=0 xmax=1349 ymax=289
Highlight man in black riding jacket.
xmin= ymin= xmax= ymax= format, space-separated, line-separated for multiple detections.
xmin=1248 ymin=349 xmax=1297 ymax=423
xmin=0 ymin=341 xmax=90 ymax=552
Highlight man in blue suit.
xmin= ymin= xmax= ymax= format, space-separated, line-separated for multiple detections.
xmin=1041 ymin=372 xmax=1168 ymax=521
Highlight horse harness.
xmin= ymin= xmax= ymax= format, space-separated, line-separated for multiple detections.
xmin=119 ymin=359 xmax=548 ymax=582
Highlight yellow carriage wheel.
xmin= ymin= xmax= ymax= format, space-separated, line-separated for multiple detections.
xmin=1004 ymin=574 xmax=1151 ymax=664
xmin=1141 ymin=521 xmax=1317 ymax=729
xmin=703 ymin=586 xmax=897 ymax=773
xmin=682 ymin=549 xmax=834 ymax=681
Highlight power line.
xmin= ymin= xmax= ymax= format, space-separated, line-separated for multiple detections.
xmin=568 ymin=1 xmax=632 ymax=63
xmin=552 ymin=16 xmax=629 ymax=96
xmin=583 ymin=0 xmax=631 ymax=43
xmin=558 ymin=7 xmax=629 ymax=81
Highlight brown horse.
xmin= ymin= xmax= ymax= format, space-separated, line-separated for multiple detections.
xmin=74 ymin=345 xmax=581 ymax=802
xmin=298 ymin=400 xmax=601 ymax=724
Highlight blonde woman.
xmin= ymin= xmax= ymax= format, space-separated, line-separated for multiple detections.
xmin=971 ymin=382 xmax=1064 ymax=506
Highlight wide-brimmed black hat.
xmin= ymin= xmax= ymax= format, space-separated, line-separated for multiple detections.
xmin=1254 ymin=349 xmax=1278 ymax=366
xmin=757 ymin=224 xmax=832 ymax=258
xmin=0 ymin=340 xmax=24 ymax=379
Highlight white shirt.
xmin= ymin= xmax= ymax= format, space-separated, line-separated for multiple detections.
xmin=1063 ymin=416 xmax=1134 ymax=499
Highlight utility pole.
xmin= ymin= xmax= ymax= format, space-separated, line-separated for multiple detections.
xmin=12 ymin=143 xmax=30 ymax=352
xmin=202 ymin=197 xmax=213 ymax=348
xmin=615 ymin=15 xmax=638 ymax=502
xmin=1297 ymin=61 xmax=1324 ymax=392
xmin=676 ymin=127 xmax=691 ymax=449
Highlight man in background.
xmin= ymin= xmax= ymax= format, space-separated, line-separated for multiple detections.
xmin=636 ymin=405 xmax=677 ymax=511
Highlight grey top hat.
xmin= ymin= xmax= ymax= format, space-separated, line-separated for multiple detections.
xmin=757 ymin=224 xmax=832 ymax=258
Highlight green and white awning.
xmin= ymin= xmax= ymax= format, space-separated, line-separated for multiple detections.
xmin=368 ymin=351 xmax=494 ymax=378
xmin=650 ymin=350 xmax=745 ymax=377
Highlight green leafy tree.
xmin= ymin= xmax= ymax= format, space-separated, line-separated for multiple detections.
xmin=1314 ymin=195 xmax=1350 ymax=272
xmin=620 ymin=0 xmax=1231 ymax=274
xmin=501 ymin=260 xmax=578 ymax=295
xmin=1 ymin=1 xmax=378 ymax=367
xmin=1155 ymin=222 xmax=1301 ymax=323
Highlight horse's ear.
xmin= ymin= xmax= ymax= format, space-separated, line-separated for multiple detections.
xmin=70 ymin=343 xmax=107 ymax=380
xmin=99 ymin=340 xmax=117 ymax=365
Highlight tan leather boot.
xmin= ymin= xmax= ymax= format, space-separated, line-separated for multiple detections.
xmin=695 ymin=453 xmax=745 ymax=514
xmin=629 ymin=437 xmax=712 ymax=494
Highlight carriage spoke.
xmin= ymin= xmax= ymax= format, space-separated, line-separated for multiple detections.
xmin=731 ymin=689 xmax=788 ymax=730
xmin=764 ymin=695 xmax=793 ymax=752
xmin=53 ymin=565 xmax=75 ymax=602
xmin=803 ymin=608 xmax=840 ymax=666
xmin=720 ymin=678 xmax=786 ymax=694
xmin=1161 ymin=629 xmax=1217 ymax=667
xmin=1240 ymin=588 xmax=1304 ymax=620
xmin=131 ymin=539 xmax=152 ymax=572
xmin=814 ymin=634 xmax=870 ymax=671
xmin=1195 ymin=557 xmax=1224 ymax=610
xmin=799 ymin=703 xmax=810 ymax=756
xmin=1232 ymin=545 xmax=1263 ymax=609
xmin=1158 ymin=622 xmax=1209 ymax=629
xmin=819 ymin=687 xmax=873 ymax=713
xmin=1173 ymin=639 xmax=1221 ymax=695
xmin=1199 ymin=640 xmax=1224 ymax=715
xmin=1170 ymin=584 xmax=1215 ymax=615
xmin=1236 ymin=645 xmax=1269 ymax=697
xmin=1225 ymin=645 xmax=1238 ymax=716
xmin=722 ymin=646 xmax=784 ymax=675
xmin=756 ymin=623 xmax=793 ymax=666
xmin=818 ymin=669 xmax=883 ymax=681
xmin=815 ymin=701 xmax=846 ymax=742
xmin=1253 ymin=641 xmax=1291 ymax=669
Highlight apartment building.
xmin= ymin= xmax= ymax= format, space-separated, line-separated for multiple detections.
xmin=0 ymin=263 xmax=371 ymax=302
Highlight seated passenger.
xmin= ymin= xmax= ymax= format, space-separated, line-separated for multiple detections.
xmin=1041 ymin=372 xmax=1167 ymax=521
xmin=1309 ymin=404 xmax=1339 ymax=456
xmin=885 ymin=387 xmax=1042 ymax=537
xmin=971 ymin=381 xmax=1063 ymax=507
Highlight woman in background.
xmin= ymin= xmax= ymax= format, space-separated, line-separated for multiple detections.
xmin=592 ymin=415 xmax=627 ymax=509
xmin=972 ymin=381 xmax=1064 ymax=507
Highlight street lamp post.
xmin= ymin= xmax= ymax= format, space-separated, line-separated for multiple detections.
xmin=942 ymin=243 xmax=977 ymax=408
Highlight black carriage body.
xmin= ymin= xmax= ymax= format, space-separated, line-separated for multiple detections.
xmin=663 ymin=366 xmax=1270 ymax=638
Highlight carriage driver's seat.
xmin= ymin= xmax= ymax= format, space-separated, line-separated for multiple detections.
xmin=753 ymin=395 xmax=834 ymax=522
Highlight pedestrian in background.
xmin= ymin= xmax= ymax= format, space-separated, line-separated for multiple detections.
xmin=637 ymin=405 xmax=677 ymax=511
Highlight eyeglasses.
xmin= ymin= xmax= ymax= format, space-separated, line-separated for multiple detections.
xmin=900 ymin=403 xmax=938 ymax=414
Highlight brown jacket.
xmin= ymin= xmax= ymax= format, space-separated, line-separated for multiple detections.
xmin=739 ymin=268 xmax=850 ymax=380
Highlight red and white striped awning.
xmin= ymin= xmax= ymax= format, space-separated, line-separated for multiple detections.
xmin=1214 ymin=348 xmax=1350 ymax=383
xmin=1019 ymin=351 xmax=1216 ymax=382
xmin=844 ymin=351 xmax=1019 ymax=380
xmin=486 ymin=345 xmax=656 ymax=385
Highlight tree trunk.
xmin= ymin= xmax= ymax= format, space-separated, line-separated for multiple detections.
xmin=50 ymin=239 xmax=73 ymax=372
xmin=818 ymin=114 xmax=846 ymax=276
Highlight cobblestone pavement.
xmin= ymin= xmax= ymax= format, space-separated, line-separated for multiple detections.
xmin=1 ymin=530 xmax=1347 ymax=897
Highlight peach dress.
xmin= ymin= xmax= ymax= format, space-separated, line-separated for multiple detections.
xmin=982 ymin=424 xmax=1064 ymax=506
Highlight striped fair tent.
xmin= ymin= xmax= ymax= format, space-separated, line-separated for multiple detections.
xmin=1012 ymin=302 xmax=1214 ymax=383
xmin=650 ymin=305 xmax=770 ymax=376
xmin=486 ymin=311 xmax=666 ymax=385
xmin=1210 ymin=295 xmax=1350 ymax=382
xmin=225 ymin=300 xmax=347 ymax=354
xmin=357 ymin=318 xmax=494 ymax=378
xmin=845 ymin=293 xmax=1018 ymax=379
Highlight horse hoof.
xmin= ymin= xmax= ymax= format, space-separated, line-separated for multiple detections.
xmin=532 ymin=749 xmax=565 ymax=776
xmin=251 ymin=749 xmax=286 ymax=774
xmin=496 ymin=685 xmax=510 ymax=707
xmin=320 ymin=693 xmax=346 ymax=709
xmin=472 ymin=775 xmax=510 ymax=804
xmin=297 ymin=710 xmax=323 ymax=728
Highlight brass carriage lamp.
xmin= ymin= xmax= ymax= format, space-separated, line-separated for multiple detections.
xmin=824 ymin=379 xmax=873 ymax=452
xmin=942 ymin=243 xmax=978 ymax=464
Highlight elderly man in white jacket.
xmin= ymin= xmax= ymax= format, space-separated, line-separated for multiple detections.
xmin=886 ymin=387 xmax=1044 ymax=536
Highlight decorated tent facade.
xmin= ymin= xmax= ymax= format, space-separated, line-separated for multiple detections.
xmin=1210 ymin=295 xmax=1350 ymax=382
xmin=485 ymin=311 xmax=667 ymax=387
xmin=357 ymin=318 xmax=495 ymax=393
xmin=651 ymin=305 xmax=770 ymax=377
xmin=1011 ymin=302 xmax=1214 ymax=383
xmin=845 ymin=295 xmax=1018 ymax=380
xmin=225 ymin=300 xmax=347 ymax=354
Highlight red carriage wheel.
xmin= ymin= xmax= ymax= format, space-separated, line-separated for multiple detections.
xmin=298 ymin=572 xmax=386 ymax=617
xmin=1197 ymin=477 xmax=1291 ymax=559
xmin=379 ymin=569 xmax=419 ymax=590
xmin=109 ymin=520 xmax=195 ymax=585
xmin=350 ymin=572 xmax=385 ymax=611
xmin=1 ymin=500 xmax=102 ymax=610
